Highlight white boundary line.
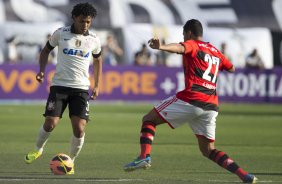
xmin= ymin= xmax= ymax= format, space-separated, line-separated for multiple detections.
xmin=0 ymin=177 xmax=279 ymax=183
xmin=0 ymin=178 xmax=145 ymax=182
xmin=208 ymin=179 xmax=275 ymax=183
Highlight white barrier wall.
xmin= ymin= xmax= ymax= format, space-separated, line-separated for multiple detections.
xmin=123 ymin=24 xmax=273 ymax=68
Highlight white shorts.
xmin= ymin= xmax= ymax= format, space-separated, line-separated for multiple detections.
xmin=154 ymin=96 xmax=218 ymax=142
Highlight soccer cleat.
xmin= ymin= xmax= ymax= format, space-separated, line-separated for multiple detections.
xmin=25 ymin=150 xmax=42 ymax=164
xmin=243 ymin=174 xmax=258 ymax=183
xmin=123 ymin=156 xmax=151 ymax=172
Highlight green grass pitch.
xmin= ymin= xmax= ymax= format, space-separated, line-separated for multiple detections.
xmin=0 ymin=103 xmax=281 ymax=184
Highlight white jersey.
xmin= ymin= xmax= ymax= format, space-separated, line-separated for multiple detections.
xmin=49 ymin=26 xmax=101 ymax=90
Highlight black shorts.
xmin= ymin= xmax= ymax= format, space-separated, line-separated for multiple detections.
xmin=44 ymin=86 xmax=90 ymax=121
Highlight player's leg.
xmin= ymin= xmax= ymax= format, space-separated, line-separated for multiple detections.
xmin=38 ymin=116 xmax=60 ymax=152
xmin=68 ymin=91 xmax=89 ymax=163
xmin=194 ymin=110 xmax=257 ymax=183
xmin=124 ymin=96 xmax=187 ymax=171
xmin=123 ymin=109 xmax=164 ymax=171
xmin=66 ymin=91 xmax=89 ymax=175
xmin=66 ymin=115 xmax=87 ymax=175
xmin=139 ymin=96 xmax=183 ymax=160
xmin=25 ymin=117 xmax=61 ymax=164
xmin=25 ymin=87 xmax=67 ymax=164
xmin=197 ymin=136 xmax=257 ymax=183
xmin=140 ymin=109 xmax=165 ymax=158
xmin=70 ymin=115 xmax=87 ymax=162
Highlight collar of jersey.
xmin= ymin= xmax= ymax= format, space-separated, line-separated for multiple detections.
xmin=71 ymin=24 xmax=89 ymax=36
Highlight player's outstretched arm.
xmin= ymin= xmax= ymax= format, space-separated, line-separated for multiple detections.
xmin=148 ymin=38 xmax=185 ymax=54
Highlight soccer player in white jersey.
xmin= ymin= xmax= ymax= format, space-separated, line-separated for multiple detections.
xmin=24 ymin=3 xmax=102 ymax=174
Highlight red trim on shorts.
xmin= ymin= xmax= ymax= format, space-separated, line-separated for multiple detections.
xmin=196 ymin=134 xmax=215 ymax=142
xmin=156 ymin=96 xmax=178 ymax=112
xmin=153 ymin=108 xmax=175 ymax=129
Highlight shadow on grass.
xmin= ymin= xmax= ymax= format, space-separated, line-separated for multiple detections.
xmin=253 ymin=172 xmax=282 ymax=176
xmin=220 ymin=111 xmax=282 ymax=116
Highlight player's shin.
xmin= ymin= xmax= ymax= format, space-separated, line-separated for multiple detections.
xmin=70 ymin=133 xmax=85 ymax=162
xmin=36 ymin=126 xmax=51 ymax=153
xmin=208 ymin=149 xmax=249 ymax=181
xmin=140 ymin=121 xmax=156 ymax=159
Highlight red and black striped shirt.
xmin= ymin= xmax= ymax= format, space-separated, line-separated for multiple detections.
xmin=176 ymin=40 xmax=233 ymax=111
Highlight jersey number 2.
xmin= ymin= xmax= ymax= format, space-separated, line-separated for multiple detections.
xmin=202 ymin=54 xmax=219 ymax=83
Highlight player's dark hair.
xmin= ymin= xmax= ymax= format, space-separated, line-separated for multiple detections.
xmin=183 ymin=19 xmax=203 ymax=37
xmin=71 ymin=2 xmax=97 ymax=18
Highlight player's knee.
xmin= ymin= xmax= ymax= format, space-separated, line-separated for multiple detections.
xmin=142 ymin=109 xmax=160 ymax=126
xmin=71 ymin=121 xmax=86 ymax=138
xmin=142 ymin=115 xmax=157 ymax=126
xmin=73 ymin=129 xmax=84 ymax=138
xmin=142 ymin=114 xmax=151 ymax=123
xmin=43 ymin=117 xmax=59 ymax=132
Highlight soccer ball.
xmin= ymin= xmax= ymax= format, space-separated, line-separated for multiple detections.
xmin=50 ymin=153 xmax=74 ymax=175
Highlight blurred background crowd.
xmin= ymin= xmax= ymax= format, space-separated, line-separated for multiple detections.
xmin=0 ymin=0 xmax=282 ymax=69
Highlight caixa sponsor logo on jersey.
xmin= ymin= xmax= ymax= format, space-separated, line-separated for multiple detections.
xmin=63 ymin=48 xmax=90 ymax=58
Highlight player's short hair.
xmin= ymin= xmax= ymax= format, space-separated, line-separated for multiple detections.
xmin=183 ymin=19 xmax=203 ymax=37
xmin=71 ymin=2 xmax=97 ymax=18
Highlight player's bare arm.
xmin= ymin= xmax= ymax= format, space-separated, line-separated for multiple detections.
xmin=91 ymin=56 xmax=103 ymax=100
xmin=36 ymin=45 xmax=52 ymax=83
xmin=148 ymin=38 xmax=185 ymax=54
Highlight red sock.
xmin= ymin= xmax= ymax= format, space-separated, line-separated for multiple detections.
xmin=139 ymin=121 xmax=156 ymax=159
xmin=209 ymin=149 xmax=248 ymax=181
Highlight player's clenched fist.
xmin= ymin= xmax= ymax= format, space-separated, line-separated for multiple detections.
xmin=36 ymin=72 xmax=44 ymax=83
xmin=90 ymin=87 xmax=99 ymax=100
xmin=148 ymin=38 xmax=160 ymax=49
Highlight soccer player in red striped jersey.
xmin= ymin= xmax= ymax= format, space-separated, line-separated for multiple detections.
xmin=124 ymin=19 xmax=257 ymax=183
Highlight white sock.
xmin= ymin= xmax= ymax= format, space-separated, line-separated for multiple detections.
xmin=70 ymin=134 xmax=85 ymax=162
xmin=35 ymin=126 xmax=50 ymax=154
